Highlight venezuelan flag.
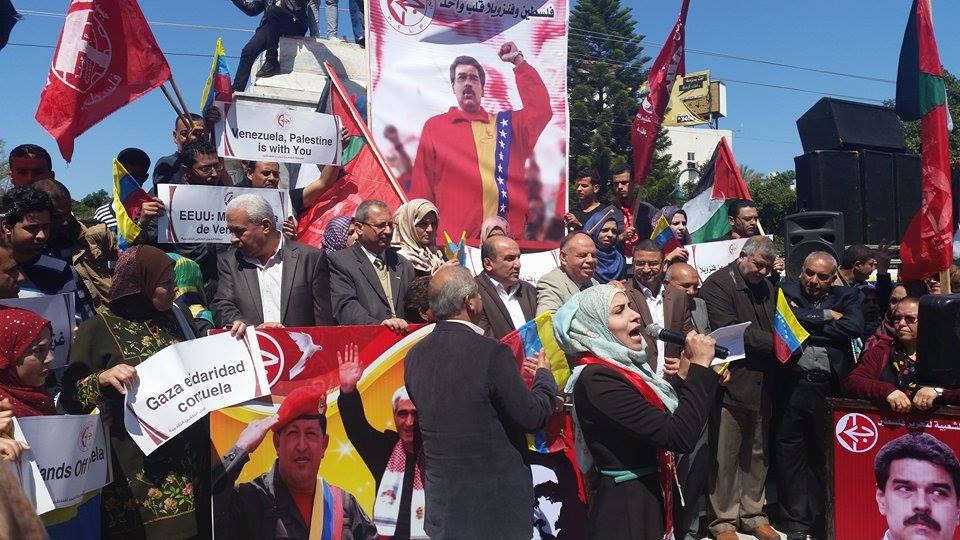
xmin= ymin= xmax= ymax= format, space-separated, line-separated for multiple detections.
xmin=650 ymin=214 xmax=683 ymax=254
xmin=500 ymin=312 xmax=570 ymax=453
xmin=773 ymin=289 xmax=810 ymax=363
xmin=112 ymin=159 xmax=152 ymax=251
xmin=308 ymin=477 xmax=344 ymax=540
xmin=442 ymin=230 xmax=467 ymax=265
xmin=199 ymin=37 xmax=233 ymax=114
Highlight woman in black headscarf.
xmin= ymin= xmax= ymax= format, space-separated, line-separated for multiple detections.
xmin=61 ymin=245 xmax=209 ymax=540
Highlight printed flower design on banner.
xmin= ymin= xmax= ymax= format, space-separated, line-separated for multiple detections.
xmin=139 ymin=472 xmax=196 ymax=517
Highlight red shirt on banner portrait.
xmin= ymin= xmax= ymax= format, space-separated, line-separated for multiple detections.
xmin=35 ymin=0 xmax=171 ymax=162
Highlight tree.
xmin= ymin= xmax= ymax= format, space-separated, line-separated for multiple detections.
xmin=748 ymin=169 xmax=796 ymax=249
xmin=0 ymin=140 xmax=9 ymax=193
xmin=888 ymin=69 xmax=960 ymax=159
xmin=73 ymin=189 xmax=110 ymax=220
xmin=739 ymin=164 xmax=764 ymax=185
xmin=567 ymin=0 xmax=679 ymax=210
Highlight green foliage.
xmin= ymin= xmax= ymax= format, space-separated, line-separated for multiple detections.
xmin=888 ymin=70 xmax=960 ymax=159
xmin=747 ymin=169 xmax=796 ymax=249
xmin=73 ymin=189 xmax=110 ymax=221
xmin=567 ymin=0 xmax=678 ymax=209
xmin=0 ymin=140 xmax=9 ymax=193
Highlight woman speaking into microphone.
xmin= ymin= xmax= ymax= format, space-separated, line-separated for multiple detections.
xmin=554 ymin=284 xmax=727 ymax=540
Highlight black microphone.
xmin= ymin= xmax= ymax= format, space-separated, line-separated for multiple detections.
xmin=643 ymin=323 xmax=729 ymax=360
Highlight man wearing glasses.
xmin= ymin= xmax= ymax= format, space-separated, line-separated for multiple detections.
xmin=775 ymin=251 xmax=864 ymax=540
xmin=328 ymin=199 xmax=416 ymax=333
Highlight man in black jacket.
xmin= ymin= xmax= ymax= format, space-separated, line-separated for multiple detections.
xmin=230 ymin=0 xmax=320 ymax=91
xmin=404 ymin=265 xmax=557 ymax=539
xmin=776 ymin=250 xmax=864 ymax=540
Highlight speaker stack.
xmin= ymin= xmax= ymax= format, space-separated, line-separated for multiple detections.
xmin=794 ymin=97 xmax=922 ymax=246
xmin=783 ymin=212 xmax=845 ymax=281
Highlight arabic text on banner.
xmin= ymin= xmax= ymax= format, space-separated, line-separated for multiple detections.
xmin=124 ymin=330 xmax=268 ymax=455
xmin=157 ymin=184 xmax=291 ymax=244
xmin=214 ymin=100 xmax=342 ymax=165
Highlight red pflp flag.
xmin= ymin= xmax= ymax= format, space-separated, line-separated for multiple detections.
xmin=631 ymin=0 xmax=689 ymax=187
xmin=894 ymin=0 xmax=953 ymax=280
xmin=35 ymin=0 xmax=171 ymax=162
xmin=296 ymin=62 xmax=406 ymax=246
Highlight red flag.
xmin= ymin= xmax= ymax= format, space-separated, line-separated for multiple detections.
xmin=296 ymin=63 xmax=406 ymax=247
xmin=895 ymin=0 xmax=953 ymax=280
xmin=631 ymin=0 xmax=689 ymax=187
xmin=35 ymin=0 xmax=171 ymax=162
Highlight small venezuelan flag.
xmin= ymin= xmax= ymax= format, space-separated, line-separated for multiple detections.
xmin=199 ymin=37 xmax=233 ymax=114
xmin=773 ymin=289 xmax=810 ymax=363
xmin=112 ymin=159 xmax=152 ymax=251
xmin=650 ymin=214 xmax=683 ymax=253
xmin=500 ymin=312 xmax=570 ymax=453
xmin=442 ymin=230 xmax=467 ymax=265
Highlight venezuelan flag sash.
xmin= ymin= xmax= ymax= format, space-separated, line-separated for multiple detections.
xmin=308 ymin=478 xmax=344 ymax=540
xmin=773 ymin=289 xmax=810 ymax=363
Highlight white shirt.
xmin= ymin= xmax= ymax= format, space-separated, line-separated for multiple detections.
xmin=360 ymin=244 xmax=384 ymax=266
xmin=640 ymin=284 xmax=666 ymax=376
xmin=447 ymin=318 xmax=485 ymax=334
xmin=486 ymin=274 xmax=528 ymax=330
xmin=243 ymin=239 xmax=284 ymax=324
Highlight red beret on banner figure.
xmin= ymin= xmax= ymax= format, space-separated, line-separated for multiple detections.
xmin=273 ymin=383 xmax=328 ymax=432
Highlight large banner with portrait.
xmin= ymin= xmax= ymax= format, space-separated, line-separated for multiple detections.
xmin=368 ymin=0 xmax=568 ymax=244
xmin=210 ymin=325 xmax=586 ymax=539
xmin=830 ymin=399 xmax=960 ymax=540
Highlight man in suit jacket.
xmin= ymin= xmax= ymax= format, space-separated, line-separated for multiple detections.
xmin=328 ymin=200 xmax=416 ymax=332
xmin=536 ymin=231 xmax=598 ymax=315
xmin=776 ymin=251 xmax=863 ymax=540
xmin=622 ymin=240 xmax=694 ymax=376
xmin=404 ymin=266 xmax=557 ymax=539
xmin=699 ymin=236 xmax=781 ymax=540
xmin=476 ymin=235 xmax=537 ymax=339
xmin=213 ymin=194 xmax=333 ymax=333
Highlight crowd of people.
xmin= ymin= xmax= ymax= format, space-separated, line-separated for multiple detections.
xmin=0 ymin=133 xmax=958 ymax=540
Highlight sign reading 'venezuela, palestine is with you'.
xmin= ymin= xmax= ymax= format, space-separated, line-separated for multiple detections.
xmin=214 ymin=100 xmax=342 ymax=165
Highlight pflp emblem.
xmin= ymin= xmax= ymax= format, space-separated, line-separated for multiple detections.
xmin=381 ymin=0 xmax=436 ymax=36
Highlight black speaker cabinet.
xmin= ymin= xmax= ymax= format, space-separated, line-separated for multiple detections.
xmin=783 ymin=211 xmax=845 ymax=281
xmin=860 ymin=150 xmax=897 ymax=244
xmin=917 ymin=294 xmax=960 ymax=388
xmin=797 ymin=97 xmax=907 ymax=153
xmin=795 ymin=151 xmax=863 ymax=244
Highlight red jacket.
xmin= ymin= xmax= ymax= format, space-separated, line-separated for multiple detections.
xmin=844 ymin=339 xmax=960 ymax=404
xmin=410 ymin=62 xmax=552 ymax=239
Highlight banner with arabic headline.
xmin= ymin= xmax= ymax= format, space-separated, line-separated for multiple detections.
xmin=369 ymin=0 xmax=568 ymax=243
xmin=210 ymin=325 xmax=587 ymax=539
xmin=830 ymin=400 xmax=960 ymax=540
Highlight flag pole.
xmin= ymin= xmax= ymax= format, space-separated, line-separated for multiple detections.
xmin=167 ymin=76 xmax=193 ymax=120
xmin=160 ymin=84 xmax=190 ymax=128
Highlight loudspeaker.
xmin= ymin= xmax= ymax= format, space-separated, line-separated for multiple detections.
xmin=794 ymin=151 xmax=864 ymax=244
xmin=860 ymin=151 xmax=897 ymax=244
xmin=797 ymin=98 xmax=907 ymax=153
xmin=894 ymin=153 xmax=922 ymax=238
xmin=783 ymin=212 xmax=845 ymax=281
xmin=917 ymin=294 xmax=960 ymax=388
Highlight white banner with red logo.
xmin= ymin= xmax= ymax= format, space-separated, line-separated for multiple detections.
xmin=9 ymin=415 xmax=112 ymax=515
xmin=157 ymin=184 xmax=291 ymax=244
xmin=368 ymin=0 xmax=568 ymax=243
xmin=214 ymin=100 xmax=342 ymax=165
xmin=124 ymin=330 xmax=269 ymax=455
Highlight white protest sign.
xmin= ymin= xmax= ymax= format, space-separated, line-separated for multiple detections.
xmin=157 ymin=184 xmax=291 ymax=244
xmin=0 ymin=293 xmax=75 ymax=373
xmin=686 ymin=236 xmax=774 ymax=282
xmin=708 ymin=321 xmax=751 ymax=365
xmin=215 ymin=100 xmax=342 ymax=165
xmin=11 ymin=415 xmax=112 ymax=514
xmin=124 ymin=330 xmax=269 ymax=455
xmin=464 ymin=246 xmax=560 ymax=286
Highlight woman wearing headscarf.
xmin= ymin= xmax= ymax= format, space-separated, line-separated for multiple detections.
xmin=0 ymin=308 xmax=103 ymax=539
xmin=168 ymin=253 xmax=214 ymax=336
xmin=583 ymin=206 xmax=625 ymax=284
xmin=554 ymin=285 xmax=723 ymax=540
xmin=322 ymin=215 xmax=358 ymax=255
xmin=479 ymin=216 xmax=511 ymax=244
xmin=652 ymin=206 xmax=691 ymax=264
xmin=60 ymin=245 xmax=209 ymax=540
xmin=392 ymin=199 xmax=448 ymax=277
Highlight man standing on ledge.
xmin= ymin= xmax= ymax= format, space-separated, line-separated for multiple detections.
xmin=410 ymin=42 xmax=553 ymax=239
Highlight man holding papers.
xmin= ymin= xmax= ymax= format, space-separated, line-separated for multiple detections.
xmin=213 ymin=384 xmax=375 ymax=539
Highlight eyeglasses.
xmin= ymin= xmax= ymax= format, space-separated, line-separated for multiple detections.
xmin=195 ymin=162 xmax=223 ymax=175
xmin=359 ymin=220 xmax=394 ymax=232
xmin=892 ymin=315 xmax=918 ymax=324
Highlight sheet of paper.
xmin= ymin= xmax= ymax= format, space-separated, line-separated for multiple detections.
xmin=708 ymin=321 xmax=752 ymax=365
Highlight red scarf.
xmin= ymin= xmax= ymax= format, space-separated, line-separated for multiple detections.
xmin=0 ymin=307 xmax=55 ymax=417
xmin=579 ymin=355 xmax=676 ymax=539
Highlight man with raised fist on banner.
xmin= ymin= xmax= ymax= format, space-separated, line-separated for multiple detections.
xmin=410 ymin=41 xmax=553 ymax=240
xmin=212 ymin=384 xmax=376 ymax=539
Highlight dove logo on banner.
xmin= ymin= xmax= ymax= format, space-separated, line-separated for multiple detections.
xmin=288 ymin=332 xmax=323 ymax=379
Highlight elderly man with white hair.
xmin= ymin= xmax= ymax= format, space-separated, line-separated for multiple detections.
xmin=212 ymin=193 xmax=333 ymax=334
xmin=337 ymin=342 xmax=426 ymax=539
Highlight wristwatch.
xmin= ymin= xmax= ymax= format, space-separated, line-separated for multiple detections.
xmin=934 ymin=387 xmax=945 ymax=398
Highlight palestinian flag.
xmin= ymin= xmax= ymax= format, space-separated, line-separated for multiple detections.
xmin=894 ymin=0 xmax=953 ymax=281
xmin=681 ymin=137 xmax=751 ymax=243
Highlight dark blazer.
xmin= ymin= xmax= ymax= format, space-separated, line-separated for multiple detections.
xmin=700 ymin=261 xmax=777 ymax=411
xmin=779 ymin=282 xmax=864 ymax=381
xmin=622 ymin=279 xmax=694 ymax=370
xmin=475 ymin=273 xmax=537 ymax=340
xmin=212 ymin=240 xmax=333 ymax=328
xmin=404 ymin=321 xmax=557 ymax=540
xmin=328 ymin=243 xmax=416 ymax=325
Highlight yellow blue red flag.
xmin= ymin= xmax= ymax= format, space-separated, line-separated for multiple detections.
xmin=199 ymin=37 xmax=233 ymax=114
xmin=773 ymin=289 xmax=810 ymax=363
xmin=112 ymin=159 xmax=151 ymax=250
